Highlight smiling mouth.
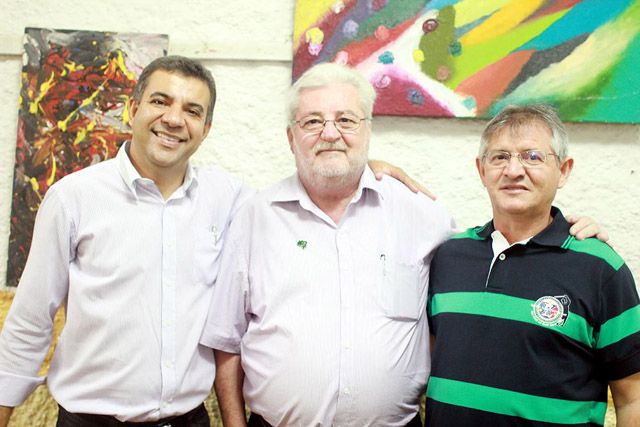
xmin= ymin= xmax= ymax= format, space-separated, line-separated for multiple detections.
xmin=153 ymin=130 xmax=186 ymax=144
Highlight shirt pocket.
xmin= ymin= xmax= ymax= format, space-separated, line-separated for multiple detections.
xmin=379 ymin=258 xmax=421 ymax=321
xmin=192 ymin=226 xmax=223 ymax=286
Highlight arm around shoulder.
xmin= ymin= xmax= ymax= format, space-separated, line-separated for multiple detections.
xmin=610 ymin=370 xmax=640 ymax=426
xmin=214 ymin=349 xmax=246 ymax=427
xmin=368 ymin=159 xmax=436 ymax=199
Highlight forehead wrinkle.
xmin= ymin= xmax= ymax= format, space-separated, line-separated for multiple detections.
xmin=298 ymin=109 xmax=360 ymax=119
xmin=296 ymin=83 xmax=364 ymax=118
xmin=490 ymin=119 xmax=553 ymax=149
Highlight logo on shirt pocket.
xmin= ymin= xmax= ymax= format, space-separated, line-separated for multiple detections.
xmin=531 ymin=295 xmax=571 ymax=327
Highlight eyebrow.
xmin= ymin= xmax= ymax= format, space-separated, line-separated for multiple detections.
xmin=148 ymin=91 xmax=170 ymax=99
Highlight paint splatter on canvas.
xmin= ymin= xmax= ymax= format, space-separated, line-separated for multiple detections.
xmin=292 ymin=0 xmax=640 ymax=123
xmin=7 ymin=28 xmax=168 ymax=287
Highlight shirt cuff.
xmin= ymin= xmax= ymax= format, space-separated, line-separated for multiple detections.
xmin=199 ymin=334 xmax=241 ymax=354
xmin=0 ymin=370 xmax=45 ymax=406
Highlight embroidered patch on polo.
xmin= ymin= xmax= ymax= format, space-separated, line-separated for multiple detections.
xmin=531 ymin=295 xmax=571 ymax=327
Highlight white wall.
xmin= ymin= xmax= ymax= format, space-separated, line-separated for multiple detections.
xmin=1 ymin=0 xmax=639 ymax=290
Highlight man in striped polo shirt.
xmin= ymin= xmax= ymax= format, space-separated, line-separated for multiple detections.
xmin=427 ymin=104 xmax=640 ymax=426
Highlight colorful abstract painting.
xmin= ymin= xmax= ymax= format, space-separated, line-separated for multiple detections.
xmin=292 ymin=0 xmax=640 ymax=123
xmin=7 ymin=28 xmax=168 ymax=287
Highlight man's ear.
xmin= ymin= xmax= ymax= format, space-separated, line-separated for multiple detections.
xmin=287 ymin=127 xmax=295 ymax=154
xmin=127 ymin=98 xmax=139 ymax=127
xmin=202 ymin=123 xmax=212 ymax=140
xmin=557 ymin=157 xmax=574 ymax=188
xmin=476 ymin=157 xmax=487 ymax=187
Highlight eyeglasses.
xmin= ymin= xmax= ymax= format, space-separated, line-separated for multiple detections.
xmin=482 ymin=150 xmax=559 ymax=167
xmin=292 ymin=114 xmax=370 ymax=134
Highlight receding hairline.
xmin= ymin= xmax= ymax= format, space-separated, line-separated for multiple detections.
xmin=294 ymin=82 xmax=367 ymax=116
xmin=479 ymin=104 xmax=569 ymax=160
xmin=286 ymin=63 xmax=376 ymax=122
xmin=488 ymin=116 xmax=554 ymax=141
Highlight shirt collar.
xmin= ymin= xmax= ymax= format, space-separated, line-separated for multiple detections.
xmin=269 ymin=166 xmax=383 ymax=205
xmin=476 ymin=207 xmax=570 ymax=248
xmin=117 ymin=142 xmax=198 ymax=199
xmin=117 ymin=142 xmax=142 ymax=196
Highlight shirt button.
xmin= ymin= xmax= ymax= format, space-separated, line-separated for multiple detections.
xmin=498 ymin=253 xmax=506 ymax=261
xmin=343 ymin=388 xmax=351 ymax=395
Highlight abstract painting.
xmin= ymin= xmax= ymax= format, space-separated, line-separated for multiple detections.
xmin=7 ymin=28 xmax=168 ymax=287
xmin=292 ymin=0 xmax=640 ymax=123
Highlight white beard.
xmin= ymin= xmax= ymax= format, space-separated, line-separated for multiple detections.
xmin=294 ymin=140 xmax=368 ymax=189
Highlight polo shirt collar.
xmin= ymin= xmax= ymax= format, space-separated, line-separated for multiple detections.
xmin=476 ymin=207 xmax=570 ymax=248
xmin=530 ymin=207 xmax=571 ymax=248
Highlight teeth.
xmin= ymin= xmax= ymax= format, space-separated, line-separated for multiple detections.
xmin=154 ymin=131 xmax=182 ymax=143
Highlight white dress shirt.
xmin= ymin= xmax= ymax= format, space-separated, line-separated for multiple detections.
xmin=201 ymin=167 xmax=455 ymax=427
xmin=0 ymin=143 xmax=251 ymax=421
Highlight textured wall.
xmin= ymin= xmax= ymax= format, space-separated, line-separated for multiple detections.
xmin=0 ymin=0 xmax=634 ymax=425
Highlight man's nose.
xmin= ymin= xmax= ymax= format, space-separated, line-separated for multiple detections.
xmin=161 ymin=104 xmax=185 ymax=127
xmin=320 ymin=120 xmax=341 ymax=141
xmin=504 ymin=154 xmax=525 ymax=177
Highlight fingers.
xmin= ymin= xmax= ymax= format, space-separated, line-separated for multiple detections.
xmin=412 ymin=180 xmax=437 ymax=200
xmin=369 ymin=160 xmax=437 ymax=200
xmin=567 ymin=215 xmax=609 ymax=242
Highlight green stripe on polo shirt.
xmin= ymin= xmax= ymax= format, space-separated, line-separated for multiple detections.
xmin=430 ymin=292 xmax=595 ymax=347
xmin=561 ymin=236 xmax=624 ymax=271
xmin=426 ymin=376 xmax=607 ymax=424
xmin=597 ymin=305 xmax=640 ymax=349
xmin=450 ymin=227 xmax=485 ymax=241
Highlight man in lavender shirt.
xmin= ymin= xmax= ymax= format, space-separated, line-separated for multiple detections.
xmin=201 ymin=63 xmax=453 ymax=426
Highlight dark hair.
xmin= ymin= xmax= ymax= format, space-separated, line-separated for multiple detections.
xmin=132 ymin=55 xmax=217 ymax=125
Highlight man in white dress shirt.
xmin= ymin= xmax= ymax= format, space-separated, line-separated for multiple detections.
xmin=200 ymin=63 xmax=456 ymax=427
xmin=0 ymin=55 xmax=251 ymax=426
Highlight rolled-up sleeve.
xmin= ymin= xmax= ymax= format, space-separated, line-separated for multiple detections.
xmin=200 ymin=214 xmax=251 ymax=354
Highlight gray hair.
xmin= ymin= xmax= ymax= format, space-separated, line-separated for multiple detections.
xmin=132 ymin=55 xmax=217 ymax=125
xmin=479 ymin=104 xmax=569 ymax=161
xmin=286 ymin=63 xmax=376 ymax=122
